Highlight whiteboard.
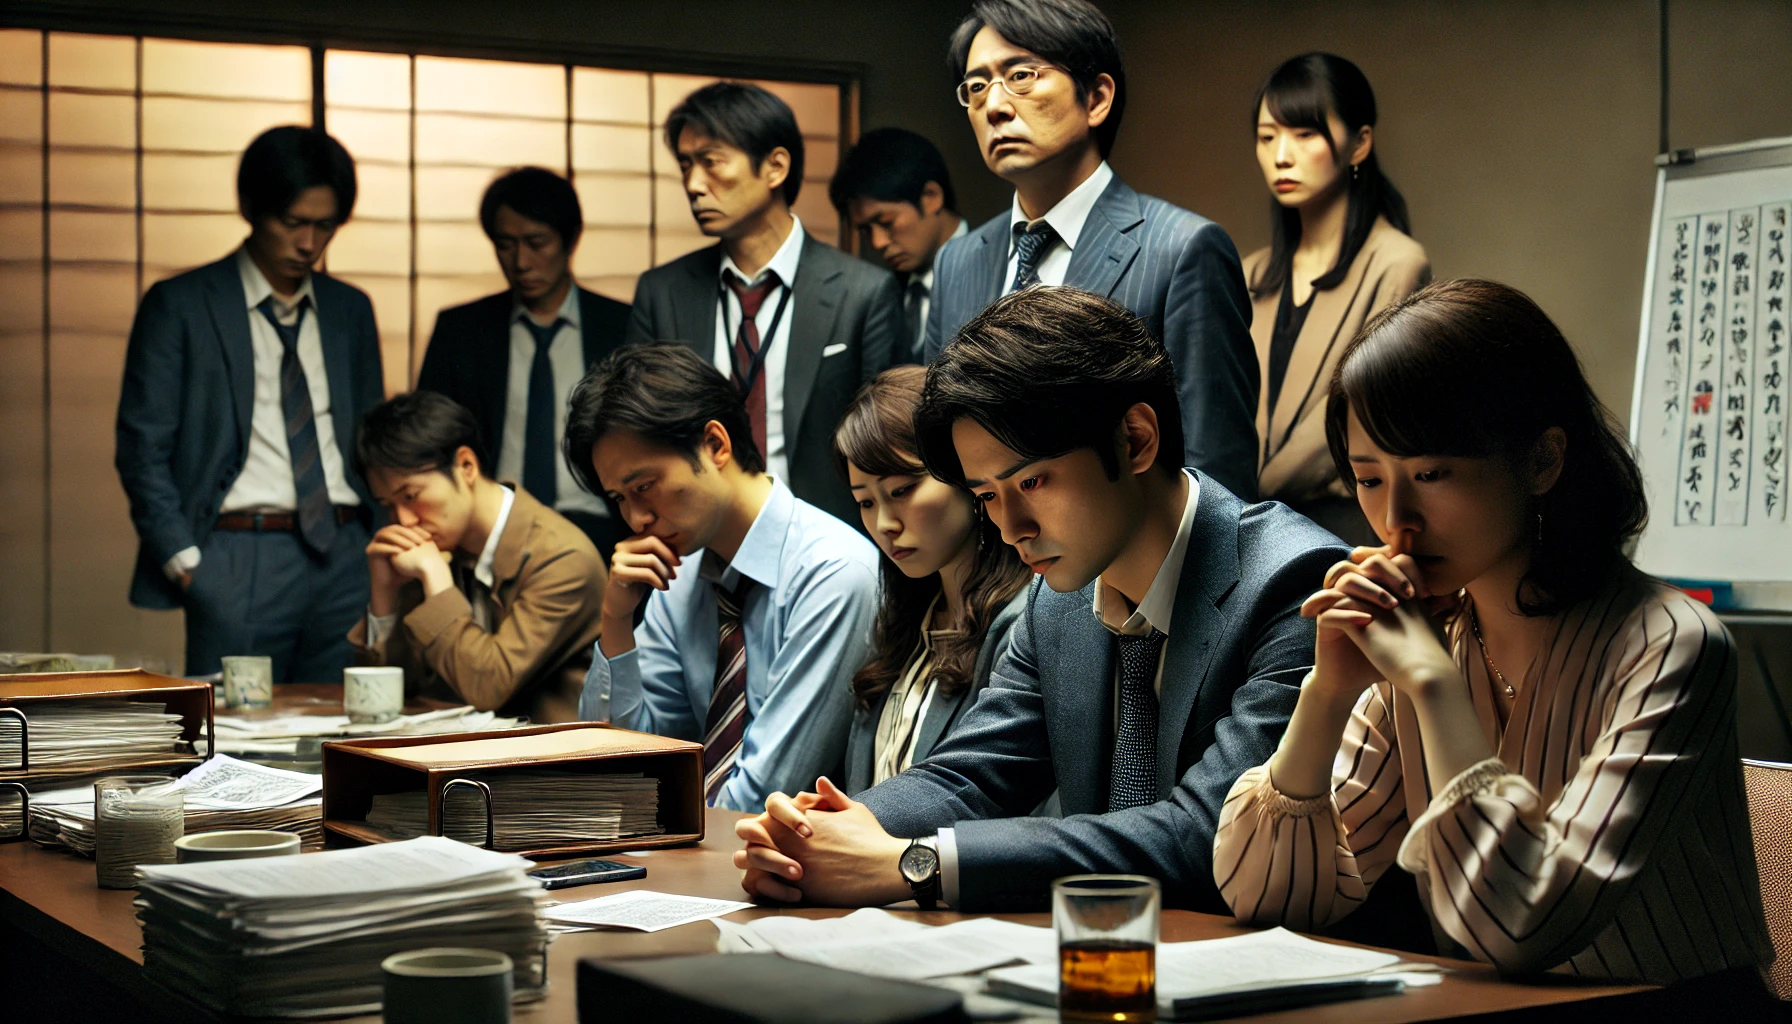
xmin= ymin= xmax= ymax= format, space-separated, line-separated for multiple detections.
xmin=1630 ymin=137 xmax=1792 ymax=608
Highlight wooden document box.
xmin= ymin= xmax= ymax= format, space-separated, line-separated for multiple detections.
xmin=320 ymin=723 xmax=705 ymax=857
xmin=0 ymin=669 xmax=214 ymax=778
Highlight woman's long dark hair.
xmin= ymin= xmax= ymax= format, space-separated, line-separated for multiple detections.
xmin=1325 ymin=279 xmax=1648 ymax=616
xmin=1250 ymin=52 xmax=1410 ymax=300
xmin=834 ymin=366 xmax=1030 ymax=709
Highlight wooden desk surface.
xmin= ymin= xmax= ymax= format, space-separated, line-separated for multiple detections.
xmin=0 ymin=685 xmax=1651 ymax=1021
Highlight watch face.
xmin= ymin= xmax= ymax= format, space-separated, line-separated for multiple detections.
xmin=900 ymin=843 xmax=938 ymax=884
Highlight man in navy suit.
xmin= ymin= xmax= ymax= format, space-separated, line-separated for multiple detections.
xmin=116 ymin=126 xmax=384 ymax=681
xmin=417 ymin=167 xmax=631 ymax=565
xmin=735 ymin=287 xmax=1344 ymax=912
xmin=923 ymin=0 xmax=1260 ymax=501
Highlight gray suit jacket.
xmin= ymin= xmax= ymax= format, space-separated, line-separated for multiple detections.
xmin=623 ymin=234 xmax=904 ymax=526
xmin=922 ymin=176 xmax=1259 ymax=501
xmin=116 ymin=254 xmax=383 ymax=610
xmin=857 ymin=474 xmax=1345 ymax=912
xmin=843 ymin=590 xmax=1027 ymax=796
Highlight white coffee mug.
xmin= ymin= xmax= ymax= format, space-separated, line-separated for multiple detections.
xmin=344 ymin=666 xmax=405 ymax=724
xmin=176 ymin=829 xmax=301 ymax=862
xmin=220 ymin=655 xmax=274 ymax=708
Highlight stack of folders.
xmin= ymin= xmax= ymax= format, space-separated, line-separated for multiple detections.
xmin=29 ymin=755 xmax=325 ymax=854
xmin=364 ymin=770 xmax=661 ymax=851
xmin=0 ymin=698 xmax=193 ymax=777
xmin=135 ymin=836 xmax=550 ymax=1018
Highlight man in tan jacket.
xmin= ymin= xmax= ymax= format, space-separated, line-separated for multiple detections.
xmin=348 ymin=391 xmax=605 ymax=722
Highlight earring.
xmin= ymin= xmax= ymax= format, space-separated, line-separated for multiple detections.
xmin=1352 ymin=163 xmax=1360 ymax=181
xmin=1536 ymin=511 xmax=1544 ymax=546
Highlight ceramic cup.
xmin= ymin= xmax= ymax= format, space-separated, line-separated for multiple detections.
xmin=220 ymin=655 xmax=274 ymax=709
xmin=382 ymin=948 xmax=513 ymax=1024
xmin=175 ymin=829 xmax=301 ymax=863
xmin=344 ymin=666 xmax=405 ymax=724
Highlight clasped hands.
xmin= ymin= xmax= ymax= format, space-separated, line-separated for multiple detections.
xmin=365 ymin=525 xmax=453 ymax=613
xmin=1299 ymin=542 xmax=1459 ymax=700
xmin=733 ymin=776 xmax=914 ymax=906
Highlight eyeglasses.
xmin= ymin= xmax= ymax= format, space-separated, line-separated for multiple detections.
xmin=956 ymin=65 xmax=1054 ymax=108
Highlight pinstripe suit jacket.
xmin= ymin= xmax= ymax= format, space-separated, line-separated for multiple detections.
xmin=921 ymin=175 xmax=1260 ymax=500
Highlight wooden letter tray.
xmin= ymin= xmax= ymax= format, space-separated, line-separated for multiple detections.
xmin=321 ymin=722 xmax=705 ymax=858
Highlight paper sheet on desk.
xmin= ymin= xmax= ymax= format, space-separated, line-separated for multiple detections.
xmin=545 ymin=889 xmax=753 ymax=932
xmin=138 ymin=834 xmax=531 ymax=897
xmin=714 ymin=908 xmax=1057 ymax=981
xmin=30 ymin=755 xmax=318 ymax=817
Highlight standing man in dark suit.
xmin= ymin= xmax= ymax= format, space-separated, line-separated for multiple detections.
xmin=417 ymin=167 xmax=631 ymax=565
xmin=734 ymin=288 xmax=1345 ymax=912
xmin=117 ymin=126 xmax=383 ymax=681
xmin=829 ymin=128 xmax=968 ymax=363
xmin=923 ymin=0 xmax=1260 ymax=500
xmin=625 ymin=82 xmax=904 ymax=527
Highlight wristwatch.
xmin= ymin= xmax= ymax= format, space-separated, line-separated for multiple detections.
xmin=900 ymin=836 xmax=941 ymax=910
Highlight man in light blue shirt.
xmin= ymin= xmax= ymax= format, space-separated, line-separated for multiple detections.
xmin=566 ymin=343 xmax=879 ymax=812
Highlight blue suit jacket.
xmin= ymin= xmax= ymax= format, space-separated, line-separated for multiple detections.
xmin=116 ymin=254 xmax=384 ymax=610
xmin=857 ymin=474 xmax=1345 ymax=912
xmin=922 ymin=176 xmax=1260 ymax=500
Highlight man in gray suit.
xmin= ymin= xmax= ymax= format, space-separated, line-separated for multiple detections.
xmin=624 ymin=82 xmax=904 ymax=527
xmin=116 ymin=127 xmax=383 ymax=680
xmin=735 ymin=288 xmax=1345 ymax=912
xmin=923 ymin=0 xmax=1260 ymax=501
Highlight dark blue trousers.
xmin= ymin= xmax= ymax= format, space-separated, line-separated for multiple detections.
xmin=181 ymin=520 xmax=370 ymax=682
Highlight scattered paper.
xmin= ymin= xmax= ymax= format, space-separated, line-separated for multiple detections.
xmin=713 ymin=908 xmax=1056 ymax=981
xmin=546 ymin=889 xmax=752 ymax=932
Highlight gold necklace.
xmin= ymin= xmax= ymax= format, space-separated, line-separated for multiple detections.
xmin=1468 ymin=604 xmax=1518 ymax=700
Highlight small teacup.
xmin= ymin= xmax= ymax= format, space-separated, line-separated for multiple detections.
xmin=344 ymin=666 xmax=405 ymax=724
xmin=382 ymin=948 xmax=513 ymax=1024
xmin=175 ymin=829 xmax=301 ymax=863
xmin=220 ymin=655 xmax=274 ymax=709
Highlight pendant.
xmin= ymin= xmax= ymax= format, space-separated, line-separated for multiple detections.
xmin=1503 ymin=683 xmax=1516 ymax=699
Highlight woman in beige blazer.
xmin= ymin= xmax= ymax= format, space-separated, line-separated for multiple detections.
xmin=1246 ymin=53 xmax=1429 ymax=544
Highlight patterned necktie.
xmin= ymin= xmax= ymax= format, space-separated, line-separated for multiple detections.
xmin=726 ymin=271 xmax=781 ymax=459
xmin=902 ymin=277 xmax=927 ymax=360
xmin=703 ymin=576 xmax=757 ymax=805
xmin=1010 ymin=220 xmax=1059 ymax=292
xmin=256 ymin=295 xmax=336 ymax=556
xmin=520 ymin=316 xmax=566 ymax=507
xmin=1108 ymin=628 xmax=1166 ymax=811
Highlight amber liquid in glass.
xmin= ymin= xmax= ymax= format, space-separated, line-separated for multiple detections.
xmin=1059 ymin=939 xmax=1156 ymax=1021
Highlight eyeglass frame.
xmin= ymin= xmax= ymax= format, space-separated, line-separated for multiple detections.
xmin=955 ymin=63 xmax=1059 ymax=108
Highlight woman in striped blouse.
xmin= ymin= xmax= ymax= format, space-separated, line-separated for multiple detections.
xmin=1213 ymin=279 xmax=1771 ymax=985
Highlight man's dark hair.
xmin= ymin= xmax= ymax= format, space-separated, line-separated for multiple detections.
xmin=664 ymin=82 xmax=805 ymax=207
xmin=915 ymin=287 xmax=1182 ymax=486
xmin=563 ymin=343 xmax=765 ymax=496
xmin=355 ymin=391 xmax=491 ymax=481
xmin=947 ymin=0 xmax=1126 ymax=158
xmin=479 ymin=166 xmax=583 ymax=250
xmin=827 ymin=128 xmax=957 ymax=215
xmin=237 ymin=125 xmax=358 ymax=224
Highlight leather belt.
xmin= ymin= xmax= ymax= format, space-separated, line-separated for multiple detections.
xmin=214 ymin=506 xmax=360 ymax=532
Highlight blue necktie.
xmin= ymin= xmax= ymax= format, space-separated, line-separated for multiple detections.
xmin=520 ymin=316 xmax=566 ymax=507
xmin=1108 ymin=628 xmax=1165 ymax=811
xmin=1010 ymin=220 xmax=1059 ymax=292
xmin=256 ymin=295 xmax=336 ymax=556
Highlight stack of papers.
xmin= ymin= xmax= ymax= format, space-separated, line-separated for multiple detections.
xmin=715 ymin=908 xmax=1058 ymax=981
xmin=1 ymin=698 xmax=195 ymax=776
xmin=29 ymin=755 xmax=324 ymax=854
xmin=135 ymin=836 xmax=550 ymax=1018
xmin=211 ymin=706 xmax=521 ymax=767
xmin=364 ymin=770 xmax=661 ymax=851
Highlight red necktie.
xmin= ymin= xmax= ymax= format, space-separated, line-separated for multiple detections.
xmin=726 ymin=271 xmax=780 ymax=459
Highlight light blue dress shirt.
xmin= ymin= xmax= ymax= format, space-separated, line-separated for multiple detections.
xmin=580 ymin=480 xmax=879 ymax=812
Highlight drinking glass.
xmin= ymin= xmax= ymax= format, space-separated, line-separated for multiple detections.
xmin=1053 ymin=874 xmax=1160 ymax=1022
xmin=94 ymin=775 xmax=184 ymax=889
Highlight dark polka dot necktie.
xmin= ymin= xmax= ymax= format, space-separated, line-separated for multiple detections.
xmin=1108 ymin=628 xmax=1166 ymax=811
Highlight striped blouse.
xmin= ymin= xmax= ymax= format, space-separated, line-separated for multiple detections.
xmin=1213 ymin=568 xmax=1772 ymax=982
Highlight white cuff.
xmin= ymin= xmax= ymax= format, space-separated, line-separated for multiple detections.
xmin=365 ymin=609 xmax=399 ymax=647
xmin=163 ymin=546 xmax=200 ymax=582
xmin=936 ymin=827 xmax=958 ymax=909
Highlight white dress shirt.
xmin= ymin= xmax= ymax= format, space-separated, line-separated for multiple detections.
xmin=165 ymin=248 xmax=359 ymax=579
xmin=910 ymin=218 xmax=970 ymax=353
xmin=496 ymin=286 xmax=606 ymax=517
xmin=1002 ymin=160 xmax=1115 ymax=291
xmin=365 ymin=484 xmax=514 ymax=646
xmin=937 ymin=468 xmax=1198 ymax=905
xmin=714 ymin=217 xmax=805 ymax=485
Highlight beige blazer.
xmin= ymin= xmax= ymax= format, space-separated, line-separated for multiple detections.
xmin=349 ymin=486 xmax=606 ymax=724
xmin=1244 ymin=217 xmax=1429 ymax=504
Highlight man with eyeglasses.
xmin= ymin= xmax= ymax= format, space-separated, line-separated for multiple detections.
xmin=923 ymin=0 xmax=1261 ymax=502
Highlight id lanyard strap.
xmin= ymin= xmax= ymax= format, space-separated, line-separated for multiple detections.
xmin=719 ymin=278 xmax=794 ymax=397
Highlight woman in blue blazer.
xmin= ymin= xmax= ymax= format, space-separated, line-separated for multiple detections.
xmin=834 ymin=366 xmax=1030 ymax=796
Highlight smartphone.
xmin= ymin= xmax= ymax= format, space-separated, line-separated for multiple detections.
xmin=527 ymin=858 xmax=646 ymax=890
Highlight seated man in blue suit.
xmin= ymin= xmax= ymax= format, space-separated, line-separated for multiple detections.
xmin=923 ymin=0 xmax=1259 ymax=500
xmin=117 ymin=126 xmax=383 ymax=681
xmin=735 ymin=287 xmax=1345 ymax=912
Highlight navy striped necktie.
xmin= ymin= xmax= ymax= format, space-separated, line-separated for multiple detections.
xmin=703 ymin=576 xmax=757 ymax=805
xmin=1010 ymin=220 xmax=1058 ymax=292
xmin=256 ymin=295 xmax=336 ymax=555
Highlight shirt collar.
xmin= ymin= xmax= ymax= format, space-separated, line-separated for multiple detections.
xmin=512 ymin=282 xmax=582 ymax=331
xmin=719 ymin=216 xmax=806 ymax=289
xmin=1008 ymin=161 xmax=1114 ymax=254
xmin=1092 ymin=468 xmax=1200 ymax=636
xmin=698 ymin=477 xmax=793 ymax=591
xmin=237 ymin=246 xmax=316 ymax=313
xmin=472 ymin=485 xmax=516 ymax=589
xmin=914 ymin=218 xmax=969 ymax=294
